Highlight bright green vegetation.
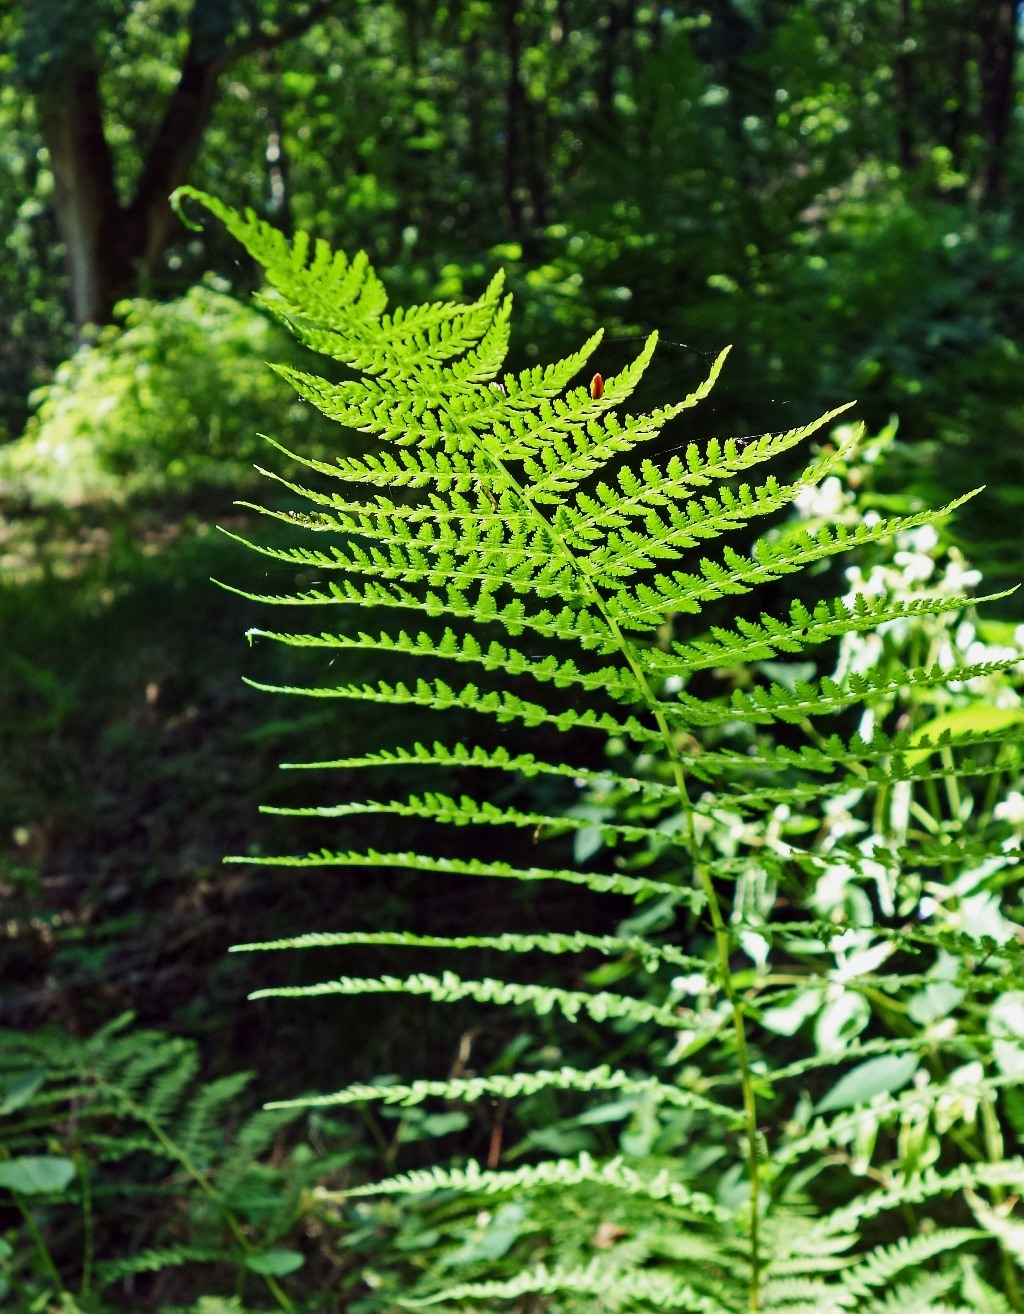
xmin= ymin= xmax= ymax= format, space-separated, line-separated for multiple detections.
xmin=3 ymin=4 xmax=1024 ymax=1310
xmin=2 ymin=2 xmax=1024 ymax=582
xmin=163 ymin=189 xmax=1024 ymax=1308
xmin=0 ymin=288 xmax=340 ymax=505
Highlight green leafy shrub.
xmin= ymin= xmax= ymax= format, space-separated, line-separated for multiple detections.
xmin=0 ymin=285 xmax=338 ymax=506
xmin=177 ymin=186 xmax=1024 ymax=1311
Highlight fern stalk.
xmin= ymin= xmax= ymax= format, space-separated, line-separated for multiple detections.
xmin=73 ymin=1147 xmax=94 ymax=1299
xmin=470 ymin=367 xmax=765 ymax=1305
xmin=980 ymin=1094 xmax=1023 ymax=1310
xmin=11 ymin=1191 xmax=67 ymax=1298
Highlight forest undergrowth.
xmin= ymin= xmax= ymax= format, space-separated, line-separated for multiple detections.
xmin=4 ymin=196 xmax=1024 ymax=1310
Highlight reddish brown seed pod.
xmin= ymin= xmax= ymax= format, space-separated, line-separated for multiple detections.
xmin=589 ymin=373 xmax=605 ymax=400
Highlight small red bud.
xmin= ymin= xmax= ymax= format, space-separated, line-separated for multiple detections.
xmin=589 ymin=373 xmax=605 ymax=400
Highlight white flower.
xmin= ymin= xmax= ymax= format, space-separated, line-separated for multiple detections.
xmin=898 ymin=524 xmax=939 ymax=554
xmin=892 ymin=546 xmax=935 ymax=584
xmin=794 ymin=476 xmax=848 ymax=520
xmin=941 ymin=556 xmax=982 ymax=594
xmin=994 ymin=791 xmax=1024 ymax=826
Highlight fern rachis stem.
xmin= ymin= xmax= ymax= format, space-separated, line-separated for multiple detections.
xmin=94 ymin=1075 xmax=299 ymax=1314
xmin=12 ymin=1192 xmax=66 ymax=1297
xmin=939 ymin=744 xmax=963 ymax=818
xmin=980 ymin=1095 xmax=1023 ymax=1310
xmin=476 ymin=441 xmax=764 ymax=1312
xmin=75 ymin=1148 xmax=93 ymax=1297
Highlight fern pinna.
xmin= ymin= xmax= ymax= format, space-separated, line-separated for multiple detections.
xmin=176 ymin=186 xmax=1024 ymax=1313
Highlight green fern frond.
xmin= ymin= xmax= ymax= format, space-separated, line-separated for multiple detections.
xmin=176 ymin=185 xmax=1024 ymax=1314
xmin=114 ymin=1038 xmax=198 ymax=1124
xmin=778 ymin=1083 xmax=1021 ymax=1167
xmin=606 ymin=493 xmax=982 ymax=628
xmin=823 ymin=1160 xmax=1024 ymax=1232
xmin=685 ymin=720 xmax=1021 ymax=783
xmin=562 ymin=405 xmax=856 ymax=545
xmin=265 ymin=1062 xmax=739 ymax=1124
xmin=249 ymin=971 xmax=688 ymax=1028
xmin=224 ymin=846 xmax=699 ymax=905
xmin=855 ymin=1271 xmax=961 ymax=1314
xmin=232 ymin=927 xmax=704 ymax=971
xmin=216 ymin=572 xmax=624 ymax=651
xmin=243 ymin=673 xmax=661 ymax=741
xmin=653 ymin=589 xmax=1017 ymax=672
xmin=657 ymin=655 xmax=1023 ymax=728
xmin=841 ymin=1231 xmax=984 ymax=1298
xmin=176 ymin=1071 xmax=254 ymax=1168
xmin=250 ymin=627 xmax=646 ymax=705
xmin=260 ymin=791 xmax=678 ymax=846
xmin=333 ymin=1151 xmax=727 ymax=1218
xmin=398 ymin=1259 xmax=738 ymax=1312
xmin=959 ymin=1258 xmax=1016 ymax=1314
xmin=760 ymin=1277 xmax=846 ymax=1314
xmin=176 ymin=187 xmax=506 ymax=379
xmin=0 ymin=1017 xmax=307 ymax=1306
xmin=274 ymin=742 xmax=668 ymax=801
xmin=95 ymin=1245 xmax=240 ymax=1287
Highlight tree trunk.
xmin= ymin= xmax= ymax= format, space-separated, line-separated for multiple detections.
xmin=37 ymin=52 xmax=224 ymax=332
xmin=893 ymin=0 xmax=917 ymax=171
xmin=503 ymin=0 xmax=525 ymax=239
xmin=37 ymin=65 xmax=129 ymax=331
xmin=974 ymin=0 xmax=1021 ymax=202
xmin=122 ymin=50 xmax=226 ymax=278
xmin=33 ymin=2 xmax=338 ymax=333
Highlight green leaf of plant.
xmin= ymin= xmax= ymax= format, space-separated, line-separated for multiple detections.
xmin=243 ymin=1250 xmax=305 ymax=1276
xmin=906 ymin=704 xmax=1024 ymax=765
xmin=987 ymin=990 xmax=1024 ymax=1078
xmin=0 ymin=1068 xmax=46 ymax=1116
xmin=0 ymin=1155 xmax=76 ymax=1195
xmin=816 ymin=1052 xmax=919 ymax=1111
xmin=760 ymin=986 xmax=823 ymax=1036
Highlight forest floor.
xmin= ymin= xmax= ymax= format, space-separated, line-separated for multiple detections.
xmin=2 ymin=500 xmax=283 ymax=1046
xmin=0 ymin=494 xmax=602 ymax=1099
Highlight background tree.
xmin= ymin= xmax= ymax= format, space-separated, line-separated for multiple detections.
xmin=10 ymin=0 xmax=338 ymax=333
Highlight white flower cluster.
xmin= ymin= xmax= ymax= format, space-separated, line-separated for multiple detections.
xmin=837 ymin=522 xmax=1022 ymax=700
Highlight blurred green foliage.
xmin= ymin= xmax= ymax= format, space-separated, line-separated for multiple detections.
xmin=0 ymin=286 xmax=337 ymax=504
xmin=2 ymin=0 xmax=1021 ymax=573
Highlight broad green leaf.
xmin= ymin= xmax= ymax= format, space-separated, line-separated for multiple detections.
xmin=418 ymin=1111 xmax=470 ymax=1138
xmin=0 ymin=1068 xmax=46 ymax=1116
xmin=815 ymin=989 xmax=870 ymax=1053
xmin=988 ymin=990 xmax=1024 ymax=1078
xmin=0 ymin=1155 xmax=76 ymax=1195
xmin=243 ymin=1249 xmax=305 ymax=1276
xmin=966 ymin=1189 xmax=1024 ymax=1265
xmin=816 ymin=1052 xmax=919 ymax=1111
xmin=760 ymin=986 xmax=823 ymax=1036
xmin=959 ymin=1256 xmax=1015 ymax=1314
xmin=906 ymin=705 xmax=1024 ymax=764
xmin=447 ymin=1202 xmax=525 ymax=1266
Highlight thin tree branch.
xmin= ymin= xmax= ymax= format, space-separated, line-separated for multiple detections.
xmin=213 ymin=0 xmax=341 ymax=75
xmin=126 ymin=0 xmax=340 ymax=269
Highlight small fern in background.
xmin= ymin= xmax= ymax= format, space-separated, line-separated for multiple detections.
xmin=174 ymin=186 xmax=1024 ymax=1312
xmin=0 ymin=1014 xmax=368 ymax=1311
